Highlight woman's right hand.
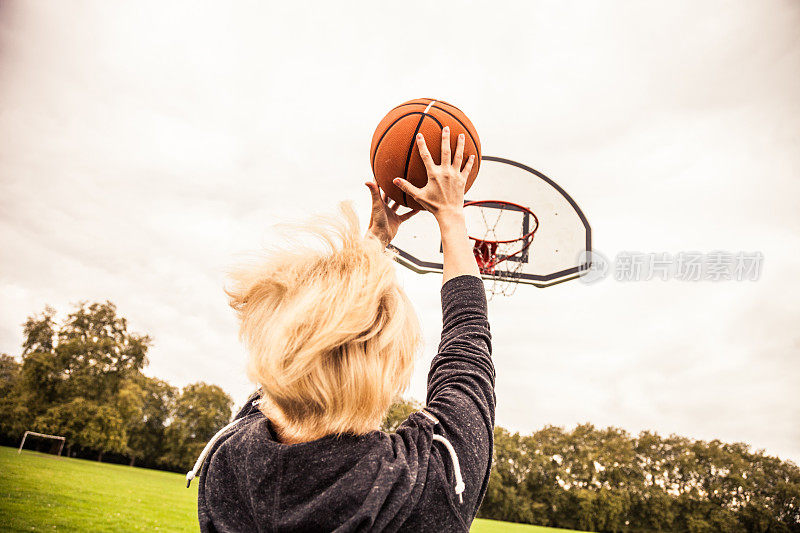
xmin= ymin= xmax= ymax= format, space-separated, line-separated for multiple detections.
xmin=392 ymin=127 xmax=476 ymax=221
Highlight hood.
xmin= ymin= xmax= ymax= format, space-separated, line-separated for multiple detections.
xmin=191 ymin=397 xmax=464 ymax=532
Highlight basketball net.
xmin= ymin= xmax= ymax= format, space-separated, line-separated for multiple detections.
xmin=466 ymin=201 xmax=538 ymax=298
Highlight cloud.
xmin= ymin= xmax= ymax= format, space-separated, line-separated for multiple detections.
xmin=1 ymin=0 xmax=798 ymax=462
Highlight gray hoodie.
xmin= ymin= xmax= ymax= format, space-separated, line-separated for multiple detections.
xmin=192 ymin=275 xmax=494 ymax=532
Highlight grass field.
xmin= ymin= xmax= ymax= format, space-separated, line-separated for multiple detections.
xmin=0 ymin=446 xmax=578 ymax=532
xmin=470 ymin=519 xmax=576 ymax=533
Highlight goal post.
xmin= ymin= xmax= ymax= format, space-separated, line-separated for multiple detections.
xmin=18 ymin=431 xmax=66 ymax=457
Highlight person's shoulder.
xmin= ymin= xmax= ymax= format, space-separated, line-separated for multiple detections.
xmin=209 ymin=410 xmax=269 ymax=466
xmin=392 ymin=410 xmax=439 ymax=442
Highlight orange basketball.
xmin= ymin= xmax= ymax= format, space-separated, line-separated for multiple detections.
xmin=370 ymin=98 xmax=481 ymax=210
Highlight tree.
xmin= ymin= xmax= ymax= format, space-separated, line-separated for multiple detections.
xmin=122 ymin=376 xmax=177 ymax=467
xmin=0 ymin=354 xmax=29 ymax=440
xmin=55 ymin=301 xmax=150 ymax=403
xmin=34 ymin=398 xmax=127 ymax=460
xmin=162 ymin=383 xmax=233 ymax=471
xmin=18 ymin=350 xmax=62 ymax=413
xmin=21 ymin=306 xmax=57 ymax=355
xmin=479 ymin=427 xmax=539 ymax=524
xmin=0 ymin=353 xmax=21 ymax=387
xmin=12 ymin=301 xmax=152 ymax=419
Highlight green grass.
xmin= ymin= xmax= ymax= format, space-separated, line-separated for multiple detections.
xmin=0 ymin=445 xmax=577 ymax=532
xmin=471 ymin=519 xmax=581 ymax=532
xmin=0 ymin=446 xmax=197 ymax=531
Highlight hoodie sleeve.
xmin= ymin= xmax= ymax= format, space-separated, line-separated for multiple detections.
xmin=425 ymin=274 xmax=495 ymax=519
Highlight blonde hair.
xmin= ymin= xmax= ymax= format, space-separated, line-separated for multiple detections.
xmin=226 ymin=203 xmax=421 ymax=442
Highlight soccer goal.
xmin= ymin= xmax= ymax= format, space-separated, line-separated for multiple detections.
xmin=18 ymin=431 xmax=66 ymax=456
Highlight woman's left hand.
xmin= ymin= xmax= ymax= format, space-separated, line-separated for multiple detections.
xmin=365 ymin=181 xmax=419 ymax=246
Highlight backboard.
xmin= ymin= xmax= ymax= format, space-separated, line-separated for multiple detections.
xmin=389 ymin=156 xmax=592 ymax=289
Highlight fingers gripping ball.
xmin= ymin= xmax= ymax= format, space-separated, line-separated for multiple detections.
xmin=370 ymin=98 xmax=481 ymax=210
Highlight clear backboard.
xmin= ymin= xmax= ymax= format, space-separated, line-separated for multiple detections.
xmin=389 ymin=156 xmax=592 ymax=291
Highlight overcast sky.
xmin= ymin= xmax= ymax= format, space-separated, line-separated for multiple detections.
xmin=1 ymin=1 xmax=798 ymax=462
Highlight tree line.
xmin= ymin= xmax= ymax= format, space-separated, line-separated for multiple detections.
xmin=2 ymin=301 xmax=799 ymax=531
xmin=477 ymin=423 xmax=800 ymax=532
xmin=0 ymin=302 xmax=233 ymax=471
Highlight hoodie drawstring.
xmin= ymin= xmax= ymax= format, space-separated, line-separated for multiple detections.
xmin=432 ymin=435 xmax=466 ymax=504
xmin=185 ymin=418 xmax=244 ymax=488
xmin=421 ymin=409 xmax=466 ymax=504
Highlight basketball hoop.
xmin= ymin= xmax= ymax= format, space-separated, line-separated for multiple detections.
xmin=390 ymin=157 xmax=591 ymax=290
xmin=464 ymin=200 xmax=539 ymax=297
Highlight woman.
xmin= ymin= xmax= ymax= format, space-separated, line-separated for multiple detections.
xmin=190 ymin=127 xmax=494 ymax=532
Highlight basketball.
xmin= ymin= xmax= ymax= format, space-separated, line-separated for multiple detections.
xmin=370 ymin=98 xmax=481 ymax=210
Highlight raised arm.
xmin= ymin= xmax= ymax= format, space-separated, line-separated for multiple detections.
xmin=394 ymin=128 xmax=494 ymax=520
